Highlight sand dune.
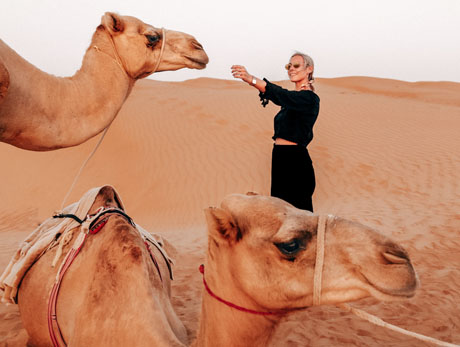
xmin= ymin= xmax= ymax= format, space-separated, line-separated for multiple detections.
xmin=1 ymin=77 xmax=459 ymax=346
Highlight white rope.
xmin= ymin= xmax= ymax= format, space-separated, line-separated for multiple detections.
xmin=59 ymin=126 xmax=109 ymax=210
xmin=337 ymin=303 xmax=459 ymax=347
xmin=312 ymin=214 xmax=459 ymax=346
xmin=152 ymin=28 xmax=166 ymax=74
xmin=313 ymin=214 xmax=328 ymax=305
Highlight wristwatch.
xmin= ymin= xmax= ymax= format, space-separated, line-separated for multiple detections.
xmin=250 ymin=76 xmax=257 ymax=86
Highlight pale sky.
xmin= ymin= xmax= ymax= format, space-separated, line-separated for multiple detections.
xmin=1 ymin=0 xmax=459 ymax=83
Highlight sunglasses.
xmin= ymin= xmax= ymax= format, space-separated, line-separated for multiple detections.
xmin=285 ymin=63 xmax=304 ymax=70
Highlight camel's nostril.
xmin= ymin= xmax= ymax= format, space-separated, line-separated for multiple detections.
xmin=381 ymin=242 xmax=410 ymax=265
xmin=382 ymin=250 xmax=408 ymax=264
xmin=192 ymin=40 xmax=204 ymax=50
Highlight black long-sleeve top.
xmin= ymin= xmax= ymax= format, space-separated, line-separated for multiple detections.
xmin=259 ymin=78 xmax=320 ymax=147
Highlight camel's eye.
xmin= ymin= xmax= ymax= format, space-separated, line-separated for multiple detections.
xmin=275 ymin=239 xmax=305 ymax=256
xmin=146 ymin=34 xmax=160 ymax=48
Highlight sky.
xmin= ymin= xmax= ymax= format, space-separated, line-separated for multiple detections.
xmin=1 ymin=0 xmax=459 ymax=83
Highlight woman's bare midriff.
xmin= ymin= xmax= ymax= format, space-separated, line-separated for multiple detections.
xmin=274 ymin=138 xmax=298 ymax=145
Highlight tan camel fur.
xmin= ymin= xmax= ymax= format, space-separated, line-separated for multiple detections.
xmin=0 ymin=12 xmax=208 ymax=151
xmin=18 ymin=186 xmax=188 ymax=346
xmin=193 ymin=193 xmax=418 ymax=347
xmin=0 ymin=60 xmax=8 ymax=105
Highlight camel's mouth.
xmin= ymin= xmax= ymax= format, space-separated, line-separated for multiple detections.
xmin=361 ymin=271 xmax=419 ymax=300
xmin=184 ymin=55 xmax=208 ymax=69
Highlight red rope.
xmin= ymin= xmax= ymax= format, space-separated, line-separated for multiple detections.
xmin=199 ymin=264 xmax=299 ymax=316
xmin=48 ymin=235 xmax=88 ymax=347
xmin=89 ymin=218 xmax=108 ymax=234
xmin=47 ymin=215 xmax=107 ymax=346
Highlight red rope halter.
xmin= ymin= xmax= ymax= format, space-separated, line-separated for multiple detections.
xmin=199 ymin=264 xmax=302 ymax=316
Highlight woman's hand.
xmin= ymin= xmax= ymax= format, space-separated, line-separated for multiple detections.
xmin=231 ymin=65 xmax=266 ymax=92
xmin=231 ymin=65 xmax=252 ymax=84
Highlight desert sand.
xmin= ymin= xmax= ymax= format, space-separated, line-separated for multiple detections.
xmin=1 ymin=76 xmax=459 ymax=346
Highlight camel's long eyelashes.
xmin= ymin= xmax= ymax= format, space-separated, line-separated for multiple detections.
xmin=146 ymin=34 xmax=160 ymax=48
xmin=275 ymin=238 xmax=306 ymax=258
xmin=275 ymin=231 xmax=312 ymax=260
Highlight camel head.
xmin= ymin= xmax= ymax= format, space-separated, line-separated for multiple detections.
xmin=87 ymin=185 xmax=122 ymax=214
xmin=100 ymin=12 xmax=209 ymax=79
xmin=204 ymin=193 xmax=418 ymax=313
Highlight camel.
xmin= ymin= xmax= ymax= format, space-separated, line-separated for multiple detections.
xmin=17 ymin=186 xmax=188 ymax=346
xmin=193 ymin=193 xmax=418 ymax=346
xmin=0 ymin=12 xmax=208 ymax=151
xmin=14 ymin=192 xmax=418 ymax=346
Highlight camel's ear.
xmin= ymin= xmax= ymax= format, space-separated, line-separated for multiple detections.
xmin=204 ymin=207 xmax=242 ymax=244
xmin=101 ymin=12 xmax=125 ymax=35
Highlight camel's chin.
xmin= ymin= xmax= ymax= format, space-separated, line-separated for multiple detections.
xmin=188 ymin=62 xmax=207 ymax=70
xmin=195 ymin=63 xmax=207 ymax=70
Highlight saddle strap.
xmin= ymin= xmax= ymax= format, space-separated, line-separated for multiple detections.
xmin=47 ymin=213 xmax=114 ymax=346
xmin=48 ymin=234 xmax=88 ymax=347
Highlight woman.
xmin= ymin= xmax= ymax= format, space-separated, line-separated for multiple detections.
xmin=231 ymin=52 xmax=319 ymax=211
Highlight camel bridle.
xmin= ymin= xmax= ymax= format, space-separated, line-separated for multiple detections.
xmin=199 ymin=214 xmax=331 ymax=316
xmin=313 ymin=214 xmax=331 ymax=306
xmin=93 ymin=27 xmax=167 ymax=80
xmin=151 ymin=28 xmax=167 ymax=76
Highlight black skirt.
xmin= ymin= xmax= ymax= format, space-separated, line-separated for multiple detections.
xmin=271 ymin=144 xmax=316 ymax=212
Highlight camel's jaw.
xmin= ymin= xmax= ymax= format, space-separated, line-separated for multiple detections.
xmin=318 ymin=267 xmax=418 ymax=306
xmin=153 ymin=51 xmax=208 ymax=72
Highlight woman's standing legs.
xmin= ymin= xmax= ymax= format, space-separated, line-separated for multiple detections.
xmin=271 ymin=145 xmax=315 ymax=211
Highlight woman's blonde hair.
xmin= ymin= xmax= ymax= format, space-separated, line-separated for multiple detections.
xmin=291 ymin=51 xmax=315 ymax=91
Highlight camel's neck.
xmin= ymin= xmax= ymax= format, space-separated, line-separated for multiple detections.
xmin=193 ymin=268 xmax=280 ymax=347
xmin=0 ymin=29 xmax=134 ymax=150
xmin=75 ymin=27 xmax=134 ymax=90
xmin=55 ymin=28 xmax=135 ymax=145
